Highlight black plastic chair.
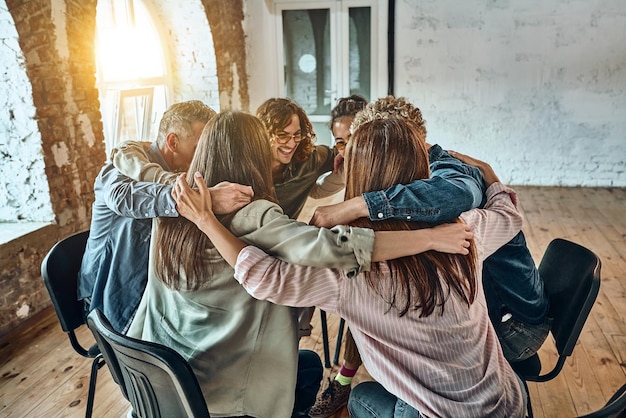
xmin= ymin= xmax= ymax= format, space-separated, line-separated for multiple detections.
xmin=87 ymin=308 xmax=210 ymax=418
xmin=41 ymin=230 xmax=104 ymax=418
xmin=512 ymin=238 xmax=602 ymax=418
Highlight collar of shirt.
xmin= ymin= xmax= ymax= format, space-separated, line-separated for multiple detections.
xmin=147 ymin=142 xmax=171 ymax=170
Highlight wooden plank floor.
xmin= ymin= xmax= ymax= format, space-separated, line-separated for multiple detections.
xmin=1 ymin=186 xmax=624 ymax=418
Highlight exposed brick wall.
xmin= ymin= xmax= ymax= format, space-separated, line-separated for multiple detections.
xmin=0 ymin=0 xmax=248 ymax=337
xmin=202 ymin=0 xmax=249 ymax=111
xmin=0 ymin=224 xmax=58 ymax=334
xmin=7 ymin=0 xmax=105 ymax=229
xmin=1 ymin=0 xmax=104 ymax=337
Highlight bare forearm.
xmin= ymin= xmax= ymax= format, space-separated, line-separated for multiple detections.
xmin=371 ymin=230 xmax=434 ymax=261
xmin=349 ymin=196 xmax=369 ymax=218
xmin=310 ymin=195 xmax=369 ymax=228
xmin=372 ymin=223 xmax=473 ymax=260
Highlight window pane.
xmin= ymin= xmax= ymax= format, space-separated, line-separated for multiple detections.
xmin=116 ymin=88 xmax=153 ymax=142
xmin=96 ymin=0 xmax=168 ymax=153
xmin=349 ymin=7 xmax=371 ymax=100
xmin=282 ymin=9 xmax=331 ymax=116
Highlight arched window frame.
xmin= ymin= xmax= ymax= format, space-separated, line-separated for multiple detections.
xmin=95 ymin=0 xmax=172 ymax=154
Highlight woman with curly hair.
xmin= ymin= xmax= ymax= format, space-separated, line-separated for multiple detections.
xmin=256 ymin=97 xmax=345 ymax=219
xmin=256 ymin=97 xmax=348 ymax=338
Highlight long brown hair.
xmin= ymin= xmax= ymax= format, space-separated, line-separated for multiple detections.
xmin=344 ymin=118 xmax=478 ymax=317
xmin=154 ymin=111 xmax=277 ymax=290
xmin=255 ymin=98 xmax=315 ymax=162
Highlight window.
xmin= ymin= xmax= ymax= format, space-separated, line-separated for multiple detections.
xmin=272 ymin=0 xmax=387 ymax=145
xmin=114 ymin=87 xmax=154 ymax=144
xmin=96 ymin=0 xmax=168 ymax=154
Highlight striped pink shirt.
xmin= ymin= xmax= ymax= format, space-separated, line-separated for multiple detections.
xmin=234 ymin=182 xmax=525 ymax=418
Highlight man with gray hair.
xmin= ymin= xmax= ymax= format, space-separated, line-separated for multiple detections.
xmin=79 ymin=100 xmax=252 ymax=333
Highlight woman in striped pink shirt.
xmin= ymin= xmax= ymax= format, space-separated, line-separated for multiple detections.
xmin=174 ymin=117 xmax=527 ymax=418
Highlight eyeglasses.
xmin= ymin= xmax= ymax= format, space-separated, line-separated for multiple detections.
xmin=274 ymin=131 xmax=302 ymax=144
xmin=334 ymin=140 xmax=347 ymax=151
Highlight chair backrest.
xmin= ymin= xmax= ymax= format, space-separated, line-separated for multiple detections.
xmin=41 ymin=230 xmax=92 ymax=353
xmin=87 ymin=309 xmax=210 ymax=418
xmin=539 ymin=238 xmax=601 ymax=357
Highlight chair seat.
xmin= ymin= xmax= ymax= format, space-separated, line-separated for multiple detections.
xmin=511 ymin=354 xmax=541 ymax=379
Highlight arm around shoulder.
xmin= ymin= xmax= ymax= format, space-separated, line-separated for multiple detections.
xmin=111 ymin=140 xmax=178 ymax=184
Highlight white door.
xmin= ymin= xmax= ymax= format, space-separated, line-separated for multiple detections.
xmin=272 ymin=0 xmax=387 ymax=145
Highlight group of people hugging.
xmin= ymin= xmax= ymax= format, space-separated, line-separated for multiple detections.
xmin=78 ymin=94 xmax=550 ymax=418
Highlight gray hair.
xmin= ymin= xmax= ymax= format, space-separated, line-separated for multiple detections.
xmin=156 ymin=100 xmax=216 ymax=146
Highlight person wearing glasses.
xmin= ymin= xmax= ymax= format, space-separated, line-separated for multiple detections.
xmin=328 ymin=95 xmax=368 ymax=160
xmin=255 ymin=97 xmax=345 ymax=220
xmin=255 ymin=97 xmax=349 ymax=340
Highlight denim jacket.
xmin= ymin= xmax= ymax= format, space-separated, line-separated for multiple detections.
xmin=362 ymin=144 xmax=548 ymax=325
xmin=363 ymin=145 xmax=485 ymax=222
xmin=78 ymin=144 xmax=177 ymax=333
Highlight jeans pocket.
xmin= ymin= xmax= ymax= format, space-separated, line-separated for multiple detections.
xmin=497 ymin=318 xmax=550 ymax=362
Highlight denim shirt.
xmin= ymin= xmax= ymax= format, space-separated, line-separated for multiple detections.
xmin=78 ymin=143 xmax=178 ymax=333
xmin=362 ymin=144 xmax=549 ymax=325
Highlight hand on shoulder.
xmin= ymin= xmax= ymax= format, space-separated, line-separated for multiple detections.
xmin=448 ymin=150 xmax=500 ymax=186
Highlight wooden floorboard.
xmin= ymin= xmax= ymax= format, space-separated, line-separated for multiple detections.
xmin=0 ymin=186 xmax=624 ymax=418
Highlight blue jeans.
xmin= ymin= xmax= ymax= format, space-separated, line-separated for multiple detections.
xmin=348 ymin=382 xmax=423 ymax=418
xmin=293 ymin=349 xmax=323 ymax=417
xmin=496 ymin=315 xmax=551 ymax=362
xmin=348 ymin=379 xmax=528 ymax=418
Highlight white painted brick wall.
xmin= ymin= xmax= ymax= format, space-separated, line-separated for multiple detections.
xmin=0 ymin=2 xmax=54 ymax=222
xmin=395 ymin=0 xmax=626 ymax=186
xmin=150 ymin=1 xmax=220 ymax=111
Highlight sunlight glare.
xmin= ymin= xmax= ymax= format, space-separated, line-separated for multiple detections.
xmin=96 ymin=0 xmax=165 ymax=82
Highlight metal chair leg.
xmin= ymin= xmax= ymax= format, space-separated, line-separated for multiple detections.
xmin=319 ymin=310 xmax=331 ymax=368
xmin=333 ymin=318 xmax=345 ymax=366
xmin=85 ymin=355 xmax=104 ymax=418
